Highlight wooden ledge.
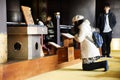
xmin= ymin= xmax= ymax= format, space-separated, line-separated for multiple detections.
xmin=48 ymin=42 xmax=61 ymax=48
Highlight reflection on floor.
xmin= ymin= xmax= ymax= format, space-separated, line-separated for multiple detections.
xmin=26 ymin=51 xmax=120 ymax=80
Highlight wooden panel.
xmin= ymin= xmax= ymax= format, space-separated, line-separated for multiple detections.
xmin=74 ymin=49 xmax=81 ymax=59
xmin=67 ymin=47 xmax=74 ymax=61
xmin=57 ymin=47 xmax=75 ymax=63
xmin=3 ymin=61 xmax=26 ymax=80
xmin=57 ymin=47 xmax=68 ymax=63
xmin=0 ymin=66 xmax=3 ymax=80
xmin=62 ymin=33 xmax=74 ymax=47
xmin=48 ymin=42 xmax=61 ymax=55
xmin=21 ymin=6 xmax=34 ymax=25
xmin=63 ymin=37 xmax=73 ymax=47
xmin=0 ymin=54 xmax=80 ymax=80
xmin=2 ymin=55 xmax=58 ymax=80
xmin=8 ymin=26 xmax=48 ymax=35
xmin=64 ymin=39 xmax=73 ymax=47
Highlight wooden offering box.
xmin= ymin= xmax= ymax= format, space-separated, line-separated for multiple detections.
xmin=62 ymin=33 xmax=74 ymax=47
xmin=8 ymin=6 xmax=48 ymax=60
xmin=8 ymin=26 xmax=47 ymax=60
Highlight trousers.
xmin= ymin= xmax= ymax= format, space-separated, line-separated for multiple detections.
xmin=101 ymin=31 xmax=112 ymax=56
xmin=82 ymin=60 xmax=108 ymax=71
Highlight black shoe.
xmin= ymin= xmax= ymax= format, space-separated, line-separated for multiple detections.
xmin=101 ymin=55 xmax=105 ymax=58
xmin=107 ymin=56 xmax=112 ymax=58
xmin=104 ymin=61 xmax=109 ymax=71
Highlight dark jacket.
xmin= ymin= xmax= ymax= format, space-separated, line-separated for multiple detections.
xmin=97 ymin=11 xmax=116 ymax=33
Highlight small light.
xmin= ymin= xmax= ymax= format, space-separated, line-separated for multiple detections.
xmin=56 ymin=12 xmax=60 ymax=15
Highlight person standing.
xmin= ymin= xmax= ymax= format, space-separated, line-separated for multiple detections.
xmin=97 ymin=3 xmax=116 ymax=58
xmin=46 ymin=16 xmax=54 ymax=28
xmin=45 ymin=16 xmax=55 ymax=42
xmin=44 ymin=16 xmax=55 ymax=53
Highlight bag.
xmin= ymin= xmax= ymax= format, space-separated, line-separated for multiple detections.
xmin=92 ymin=32 xmax=103 ymax=48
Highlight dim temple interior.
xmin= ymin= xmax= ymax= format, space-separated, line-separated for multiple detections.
xmin=0 ymin=0 xmax=120 ymax=80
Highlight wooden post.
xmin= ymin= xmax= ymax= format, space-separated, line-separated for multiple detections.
xmin=67 ymin=47 xmax=74 ymax=61
xmin=0 ymin=0 xmax=7 ymax=63
xmin=55 ymin=12 xmax=61 ymax=45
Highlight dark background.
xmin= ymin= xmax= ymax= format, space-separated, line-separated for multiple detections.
xmin=47 ymin=0 xmax=95 ymax=26
xmin=6 ymin=0 xmax=120 ymax=38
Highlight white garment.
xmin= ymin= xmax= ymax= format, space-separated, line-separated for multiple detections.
xmin=103 ymin=15 xmax=112 ymax=33
xmin=38 ymin=21 xmax=44 ymax=26
xmin=74 ymin=20 xmax=100 ymax=58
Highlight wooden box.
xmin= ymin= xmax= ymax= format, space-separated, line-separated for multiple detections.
xmin=62 ymin=33 xmax=74 ymax=47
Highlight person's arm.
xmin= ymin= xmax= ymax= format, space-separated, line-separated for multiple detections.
xmin=112 ymin=13 xmax=116 ymax=27
xmin=74 ymin=25 xmax=86 ymax=43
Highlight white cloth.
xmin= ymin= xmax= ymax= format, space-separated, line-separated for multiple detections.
xmin=38 ymin=21 xmax=44 ymax=26
xmin=74 ymin=20 xmax=100 ymax=58
xmin=103 ymin=14 xmax=112 ymax=33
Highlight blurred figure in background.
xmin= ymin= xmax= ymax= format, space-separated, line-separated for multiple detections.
xmin=97 ymin=2 xmax=116 ymax=58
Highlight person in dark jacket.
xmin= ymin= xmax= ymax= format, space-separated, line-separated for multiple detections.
xmin=97 ymin=2 xmax=116 ymax=58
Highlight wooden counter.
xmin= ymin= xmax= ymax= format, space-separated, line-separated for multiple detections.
xmin=0 ymin=53 xmax=80 ymax=80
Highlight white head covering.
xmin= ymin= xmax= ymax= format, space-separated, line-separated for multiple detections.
xmin=72 ymin=15 xmax=84 ymax=23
